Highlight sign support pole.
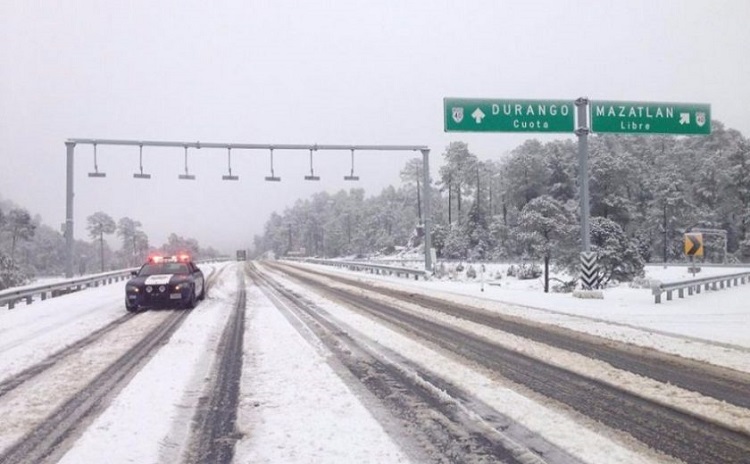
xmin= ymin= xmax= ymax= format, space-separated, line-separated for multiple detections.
xmin=576 ymin=97 xmax=599 ymax=291
xmin=576 ymin=97 xmax=591 ymax=253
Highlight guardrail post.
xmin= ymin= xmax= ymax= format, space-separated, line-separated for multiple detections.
xmin=25 ymin=296 xmax=32 ymax=305
xmin=667 ymin=290 xmax=673 ymax=301
xmin=9 ymin=299 xmax=16 ymax=309
xmin=696 ymin=285 xmax=701 ymax=294
xmin=688 ymin=286 xmax=693 ymax=296
xmin=678 ymin=288 xmax=684 ymax=298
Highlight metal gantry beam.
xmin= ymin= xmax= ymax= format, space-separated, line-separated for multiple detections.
xmin=64 ymin=138 xmax=433 ymax=277
xmin=67 ymin=139 xmax=429 ymax=152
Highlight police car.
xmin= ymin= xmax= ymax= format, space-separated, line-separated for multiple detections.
xmin=125 ymin=254 xmax=205 ymax=312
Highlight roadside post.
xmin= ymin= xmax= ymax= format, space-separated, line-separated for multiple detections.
xmin=480 ymin=264 xmax=485 ymax=292
xmin=684 ymin=232 xmax=704 ymax=276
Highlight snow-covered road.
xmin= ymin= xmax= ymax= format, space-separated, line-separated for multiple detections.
xmin=0 ymin=260 xmax=748 ymax=463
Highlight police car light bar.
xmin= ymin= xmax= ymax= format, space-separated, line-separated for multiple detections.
xmin=148 ymin=254 xmax=191 ymax=264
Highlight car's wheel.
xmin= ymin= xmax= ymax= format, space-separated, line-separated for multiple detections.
xmin=126 ymin=300 xmax=139 ymax=312
xmin=185 ymin=287 xmax=197 ymax=309
xmin=198 ymin=284 xmax=206 ymax=301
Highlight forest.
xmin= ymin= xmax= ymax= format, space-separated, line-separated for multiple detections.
xmin=253 ymin=121 xmax=749 ymax=284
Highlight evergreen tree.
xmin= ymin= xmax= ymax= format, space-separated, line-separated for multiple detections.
xmin=117 ymin=217 xmax=146 ymax=266
xmin=400 ymin=157 xmax=425 ymax=224
xmin=162 ymin=233 xmax=200 ymax=257
xmin=23 ymin=224 xmax=65 ymax=276
xmin=0 ymin=252 xmax=28 ymax=290
xmin=442 ymin=223 xmax=469 ymax=260
xmin=589 ymin=217 xmax=645 ymax=285
xmin=724 ymin=140 xmax=750 ymax=247
xmin=465 ymin=200 xmax=491 ymax=260
xmin=588 ymin=137 xmax=636 ymax=227
xmin=545 ymin=142 xmax=577 ymax=203
xmin=439 ymin=142 xmax=478 ymax=224
xmin=2 ymin=208 xmax=36 ymax=264
xmin=502 ymin=139 xmax=548 ymax=210
xmin=516 ymin=196 xmax=577 ymax=291
xmin=86 ymin=212 xmax=116 ymax=272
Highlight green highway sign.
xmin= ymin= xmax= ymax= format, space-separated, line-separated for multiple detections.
xmin=444 ymin=98 xmax=575 ymax=133
xmin=590 ymin=100 xmax=711 ymax=135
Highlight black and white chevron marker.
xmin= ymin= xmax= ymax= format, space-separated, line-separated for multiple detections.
xmin=580 ymin=251 xmax=599 ymax=290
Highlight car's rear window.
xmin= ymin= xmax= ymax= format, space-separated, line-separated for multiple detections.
xmin=139 ymin=263 xmax=190 ymax=276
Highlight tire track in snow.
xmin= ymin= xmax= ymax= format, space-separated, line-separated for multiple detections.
xmin=250 ymin=264 xmax=579 ymax=464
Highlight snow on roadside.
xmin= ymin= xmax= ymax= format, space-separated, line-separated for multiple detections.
xmin=233 ymin=283 xmax=413 ymax=464
xmin=0 ymin=284 xmax=126 ymax=382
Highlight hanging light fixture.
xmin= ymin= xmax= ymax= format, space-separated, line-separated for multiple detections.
xmin=304 ymin=148 xmax=320 ymax=181
xmin=264 ymin=147 xmax=281 ymax=182
xmin=87 ymin=142 xmax=106 ymax=177
xmin=344 ymin=148 xmax=359 ymax=181
xmin=178 ymin=146 xmax=196 ymax=180
xmin=133 ymin=144 xmax=152 ymax=179
xmin=222 ymin=147 xmax=239 ymax=180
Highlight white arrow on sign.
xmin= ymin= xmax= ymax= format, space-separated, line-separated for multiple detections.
xmin=679 ymin=112 xmax=690 ymax=125
xmin=471 ymin=108 xmax=486 ymax=124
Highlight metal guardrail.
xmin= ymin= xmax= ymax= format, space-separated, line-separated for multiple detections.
xmin=283 ymin=257 xmax=428 ymax=281
xmin=0 ymin=268 xmax=137 ymax=309
xmin=651 ymin=271 xmax=750 ymax=303
xmin=646 ymin=262 xmax=750 ymax=268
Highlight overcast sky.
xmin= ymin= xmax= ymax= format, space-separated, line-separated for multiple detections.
xmin=1 ymin=0 xmax=749 ymax=253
